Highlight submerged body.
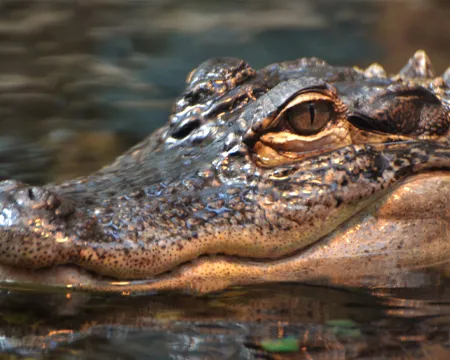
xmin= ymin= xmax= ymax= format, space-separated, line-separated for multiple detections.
xmin=0 ymin=50 xmax=450 ymax=292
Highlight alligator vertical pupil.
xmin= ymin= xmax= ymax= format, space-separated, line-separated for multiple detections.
xmin=309 ymin=103 xmax=315 ymax=125
xmin=284 ymin=100 xmax=333 ymax=135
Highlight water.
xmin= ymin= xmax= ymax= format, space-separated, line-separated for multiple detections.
xmin=2 ymin=283 xmax=450 ymax=359
xmin=0 ymin=0 xmax=450 ymax=358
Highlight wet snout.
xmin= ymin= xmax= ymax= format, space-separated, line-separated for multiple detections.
xmin=0 ymin=180 xmax=77 ymax=269
xmin=0 ymin=180 xmax=74 ymax=228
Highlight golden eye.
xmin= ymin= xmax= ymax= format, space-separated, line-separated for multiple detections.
xmin=284 ymin=100 xmax=333 ymax=135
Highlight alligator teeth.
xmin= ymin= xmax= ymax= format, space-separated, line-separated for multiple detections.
xmin=364 ymin=63 xmax=386 ymax=78
xmin=399 ymin=50 xmax=434 ymax=79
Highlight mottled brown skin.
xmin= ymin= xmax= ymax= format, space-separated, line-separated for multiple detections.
xmin=0 ymin=50 xmax=450 ymax=293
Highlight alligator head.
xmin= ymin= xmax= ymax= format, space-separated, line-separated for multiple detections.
xmin=0 ymin=50 xmax=450 ymax=293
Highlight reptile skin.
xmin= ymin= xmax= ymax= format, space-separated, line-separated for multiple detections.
xmin=0 ymin=50 xmax=450 ymax=293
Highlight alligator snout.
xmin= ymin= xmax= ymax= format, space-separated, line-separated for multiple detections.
xmin=0 ymin=180 xmax=82 ymax=269
xmin=0 ymin=180 xmax=24 ymax=228
xmin=0 ymin=180 xmax=74 ymax=228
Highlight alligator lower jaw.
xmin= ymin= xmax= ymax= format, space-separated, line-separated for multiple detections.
xmin=1 ymin=171 xmax=450 ymax=294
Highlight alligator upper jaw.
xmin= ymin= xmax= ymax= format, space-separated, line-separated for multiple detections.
xmin=0 ymin=171 xmax=449 ymax=294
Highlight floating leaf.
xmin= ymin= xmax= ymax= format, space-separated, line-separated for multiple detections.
xmin=260 ymin=337 xmax=299 ymax=352
xmin=327 ymin=319 xmax=361 ymax=337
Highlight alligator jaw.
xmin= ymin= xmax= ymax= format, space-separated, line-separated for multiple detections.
xmin=0 ymin=171 xmax=448 ymax=294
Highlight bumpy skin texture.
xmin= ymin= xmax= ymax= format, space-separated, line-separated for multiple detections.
xmin=1 ymin=50 xmax=450 ymax=292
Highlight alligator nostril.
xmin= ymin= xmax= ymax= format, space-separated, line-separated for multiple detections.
xmin=27 ymin=188 xmax=35 ymax=201
xmin=13 ymin=186 xmax=47 ymax=208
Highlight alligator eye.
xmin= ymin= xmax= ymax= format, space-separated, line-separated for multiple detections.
xmin=284 ymin=100 xmax=333 ymax=135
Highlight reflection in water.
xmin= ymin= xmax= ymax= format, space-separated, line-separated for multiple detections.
xmin=2 ymin=283 xmax=450 ymax=359
xmin=0 ymin=0 xmax=449 ymax=358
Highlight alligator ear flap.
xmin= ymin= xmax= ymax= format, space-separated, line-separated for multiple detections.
xmin=399 ymin=50 xmax=434 ymax=79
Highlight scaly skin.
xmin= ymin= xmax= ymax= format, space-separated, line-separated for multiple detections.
xmin=0 ymin=50 xmax=450 ymax=293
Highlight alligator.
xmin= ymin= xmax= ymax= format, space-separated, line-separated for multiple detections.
xmin=0 ymin=50 xmax=450 ymax=293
